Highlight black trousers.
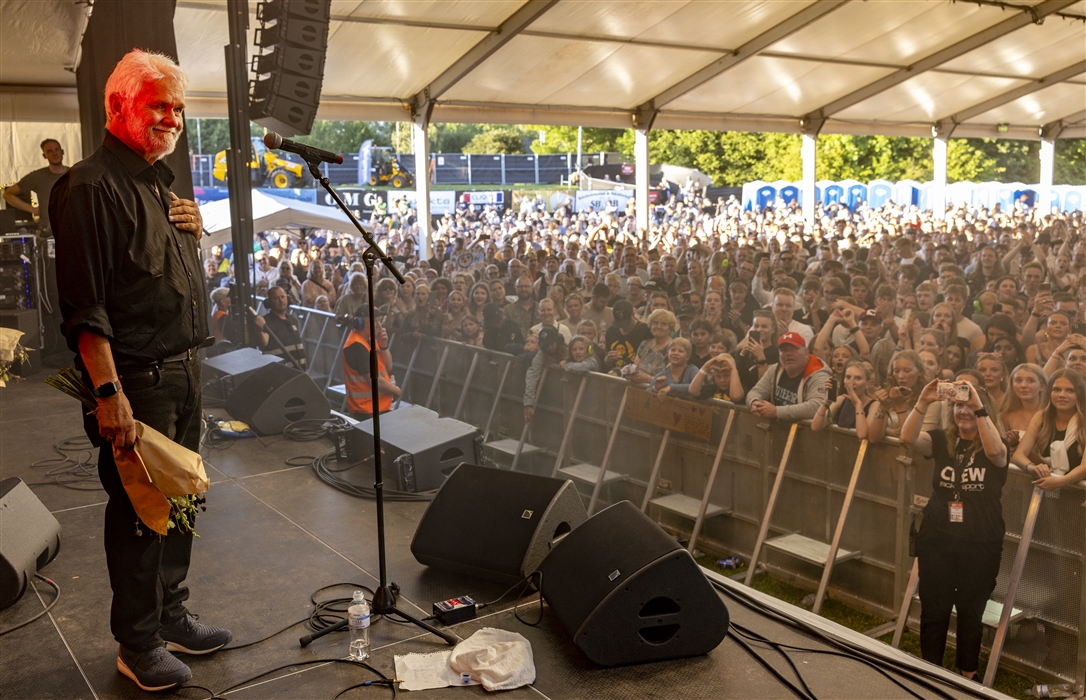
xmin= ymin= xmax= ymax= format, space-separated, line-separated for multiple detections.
xmin=916 ymin=530 xmax=1002 ymax=673
xmin=86 ymin=358 xmax=202 ymax=652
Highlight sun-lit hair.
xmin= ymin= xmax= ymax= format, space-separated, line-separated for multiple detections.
xmin=1036 ymin=368 xmax=1086 ymax=453
xmin=104 ymin=50 xmax=187 ymax=124
xmin=999 ymin=363 xmax=1047 ymax=419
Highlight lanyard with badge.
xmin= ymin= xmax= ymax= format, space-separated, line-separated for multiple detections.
xmin=949 ymin=438 xmax=965 ymax=523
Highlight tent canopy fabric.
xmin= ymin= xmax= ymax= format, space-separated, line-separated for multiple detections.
xmin=2 ymin=0 xmax=1084 ymax=140
xmin=200 ymin=190 xmax=359 ymax=248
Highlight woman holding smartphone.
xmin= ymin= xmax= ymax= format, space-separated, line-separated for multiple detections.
xmin=812 ymin=359 xmax=878 ymax=438
xmin=901 ymin=379 xmax=1008 ymax=680
xmin=735 ymin=309 xmax=779 ymax=393
xmin=870 ymin=350 xmax=931 ymax=442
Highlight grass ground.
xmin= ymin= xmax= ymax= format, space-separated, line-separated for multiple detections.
xmin=695 ymin=555 xmax=1038 ymax=699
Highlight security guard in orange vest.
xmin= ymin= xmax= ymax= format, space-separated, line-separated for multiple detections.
xmin=342 ymin=311 xmax=399 ymax=419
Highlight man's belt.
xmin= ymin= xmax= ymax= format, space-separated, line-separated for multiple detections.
xmin=161 ymin=346 xmax=198 ymax=364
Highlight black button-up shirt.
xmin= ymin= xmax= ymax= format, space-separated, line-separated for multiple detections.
xmin=51 ymin=131 xmax=207 ymax=369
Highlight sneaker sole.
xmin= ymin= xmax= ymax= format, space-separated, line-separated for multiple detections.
xmin=117 ymin=656 xmax=191 ymax=692
xmin=165 ymin=638 xmax=230 ymax=655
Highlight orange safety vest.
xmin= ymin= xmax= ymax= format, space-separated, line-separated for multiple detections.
xmin=212 ymin=309 xmax=228 ymax=340
xmin=342 ymin=329 xmax=392 ymax=415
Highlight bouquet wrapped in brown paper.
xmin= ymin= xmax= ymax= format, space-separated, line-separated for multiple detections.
xmin=113 ymin=421 xmax=209 ymax=536
xmin=47 ymin=368 xmax=209 ymax=536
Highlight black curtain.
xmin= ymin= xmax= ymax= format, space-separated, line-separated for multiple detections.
xmin=76 ymin=0 xmax=194 ymax=199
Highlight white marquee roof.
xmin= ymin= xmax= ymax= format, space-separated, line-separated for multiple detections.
xmin=2 ymin=0 xmax=1084 ymax=141
xmin=200 ymin=189 xmax=356 ymax=246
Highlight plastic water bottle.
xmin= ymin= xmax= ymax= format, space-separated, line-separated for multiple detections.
xmin=1025 ymin=684 xmax=1080 ymax=698
xmin=347 ymin=591 xmax=371 ymax=660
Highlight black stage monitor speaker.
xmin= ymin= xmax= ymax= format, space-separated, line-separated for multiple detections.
xmin=202 ymin=347 xmax=283 ymax=400
xmin=351 ymin=405 xmax=481 ymax=492
xmin=0 ymin=478 xmax=61 ymax=609
xmin=224 ymin=362 xmax=330 ymax=435
xmin=411 ymin=463 xmax=588 ymax=585
xmin=536 ymin=500 xmax=729 ymax=667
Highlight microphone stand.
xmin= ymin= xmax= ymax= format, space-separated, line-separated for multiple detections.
xmin=300 ymin=159 xmax=457 ymax=648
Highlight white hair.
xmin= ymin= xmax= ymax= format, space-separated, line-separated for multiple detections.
xmin=104 ymin=50 xmax=187 ymax=124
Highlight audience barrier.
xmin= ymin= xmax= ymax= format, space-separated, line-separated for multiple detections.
xmin=280 ymin=303 xmax=1084 ymax=686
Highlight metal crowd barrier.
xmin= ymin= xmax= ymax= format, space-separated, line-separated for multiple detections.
xmin=287 ymin=307 xmax=1084 ymax=687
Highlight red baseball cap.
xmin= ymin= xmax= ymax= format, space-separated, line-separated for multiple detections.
xmin=778 ymin=331 xmax=806 ymax=348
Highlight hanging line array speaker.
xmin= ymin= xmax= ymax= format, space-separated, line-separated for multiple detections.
xmin=250 ymin=0 xmax=330 ymax=136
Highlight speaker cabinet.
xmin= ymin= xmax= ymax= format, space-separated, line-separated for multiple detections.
xmin=224 ymin=363 xmax=330 ymax=435
xmin=202 ymin=347 xmax=283 ymax=400
xmin=537 ymin=501 xmax=729 ymax=667
xmin=351 ymin=405 xmax=481 ymax=492
xmin=411 ymin=463 xmax=588 ymax=585
xmin=0 ymin=478 xmax=61 ymax=609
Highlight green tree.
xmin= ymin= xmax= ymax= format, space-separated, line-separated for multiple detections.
xmin=529 ymin=125 xmax=626 ymax=155
xmin=428 ymin=123 xmax=484 ymax=153
xmin=463 ymin=127 xmax=526 ymax=154
xmin=293 ymin=120 xmax=391 ymax=153
xmin=816 ymin=135 xmax=931 ymax=182
xmin=1055 ymin=139 xmax=1086 ymax=185
xmin=946 ymin=140 xmax=997 ymax=182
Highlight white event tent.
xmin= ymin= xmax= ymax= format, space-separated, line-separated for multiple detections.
xmin=200 ymin=190 xmax=358 ymax=248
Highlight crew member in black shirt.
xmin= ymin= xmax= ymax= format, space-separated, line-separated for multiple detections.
xmin=255 ymin=286 xmax=308 ymax=370
xmin=51 ymin=50 xmax=230 ymax=692
xmin=901 ymin=379 xmax=1008 ymax=680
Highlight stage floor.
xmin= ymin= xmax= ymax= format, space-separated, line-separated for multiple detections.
xmin=1 ymin=377 xmax=1010 ymax=699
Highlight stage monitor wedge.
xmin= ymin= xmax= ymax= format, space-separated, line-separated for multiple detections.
xmin=411 ymin=463 xmax=588 ymax=585
xmin=224 ymin=362 xmax=330 ymax=435
xmin=0 ymin=478 xmax=61 ymax=609
xmin=537 ymin=501 xmax=729 ymax=667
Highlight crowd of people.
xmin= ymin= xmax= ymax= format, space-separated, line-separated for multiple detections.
xmin=207 ymin=187 xmax=1086 ymax=680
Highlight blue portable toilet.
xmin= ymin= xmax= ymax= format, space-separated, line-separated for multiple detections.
xmin=775 ymin=181 xmax=799 ymax=205
xmin=947 ymin=181 xmax=974 ymax=207
xmin=742 ymin=181 xmax=764 ymax=210
xmin=868 ymin=180 xmax=893 ymax=208
xmin=821 ymin=181 xmax=845 ymax=207
xmin=920 ymin=181 xmax=942 ymax=212
xmin=894 ymin=180 xmax=920 ymax=207
xmin=755 ymin=183 xmax=777 ymax=210
xmin=1013 ymin=188 xmax=1037 ymax=208
xmin=842 ymin=180 xmax=867 ymax=210
xmin=1038 ymin=186 xmax=1062 ymax=213
xmin=1063 ymin=187 xmax=1083 ymax=212
xmin=972 ymin=182 xmax=998 ymax=210
xmin=994 ymin=183 xmax=1020 ymax=212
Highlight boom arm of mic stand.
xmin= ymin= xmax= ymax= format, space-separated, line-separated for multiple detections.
xmin=306 ymin=161 xmax=405 ymax=285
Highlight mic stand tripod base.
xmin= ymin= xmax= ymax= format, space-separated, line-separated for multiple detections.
xmin=373 ymin=586 xmax=459 ymax=646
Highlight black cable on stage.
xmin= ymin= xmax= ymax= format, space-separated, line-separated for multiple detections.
xmin=713 ymin=579 xmax=977 ymax=700
xmin=181 ymin=658 xmax=396 ymax=700
xmin=0 ymin=574 xmax=59 ymax=636
xmin=730 ymin=621 xmax=928 ymax=700
xmin=727 ymin=628 xmax=814 ymax=700
xmin=25 ymin=436 xmax=102 ymax=491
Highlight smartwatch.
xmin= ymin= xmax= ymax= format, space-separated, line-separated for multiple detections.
xmin=972 ymin=406 xmax=989 ymax=417
xmin=93 ymin=380 xmax=122 ymax=399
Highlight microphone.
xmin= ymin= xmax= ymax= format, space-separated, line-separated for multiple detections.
xmin=263 ymin=132 xmax=343 ymax=165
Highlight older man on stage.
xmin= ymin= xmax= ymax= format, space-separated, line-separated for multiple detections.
xmin=51 ymin=49 xmax=230 ymax=692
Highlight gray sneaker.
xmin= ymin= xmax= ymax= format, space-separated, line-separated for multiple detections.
xmin=161 ymin=612 xmax=232 ymax=655
xmin=117 ymin=643 xmax=191 ymax=692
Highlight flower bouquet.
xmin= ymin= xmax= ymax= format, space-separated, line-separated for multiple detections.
xmin=46 ymin=367 xmax=209 ymax=535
